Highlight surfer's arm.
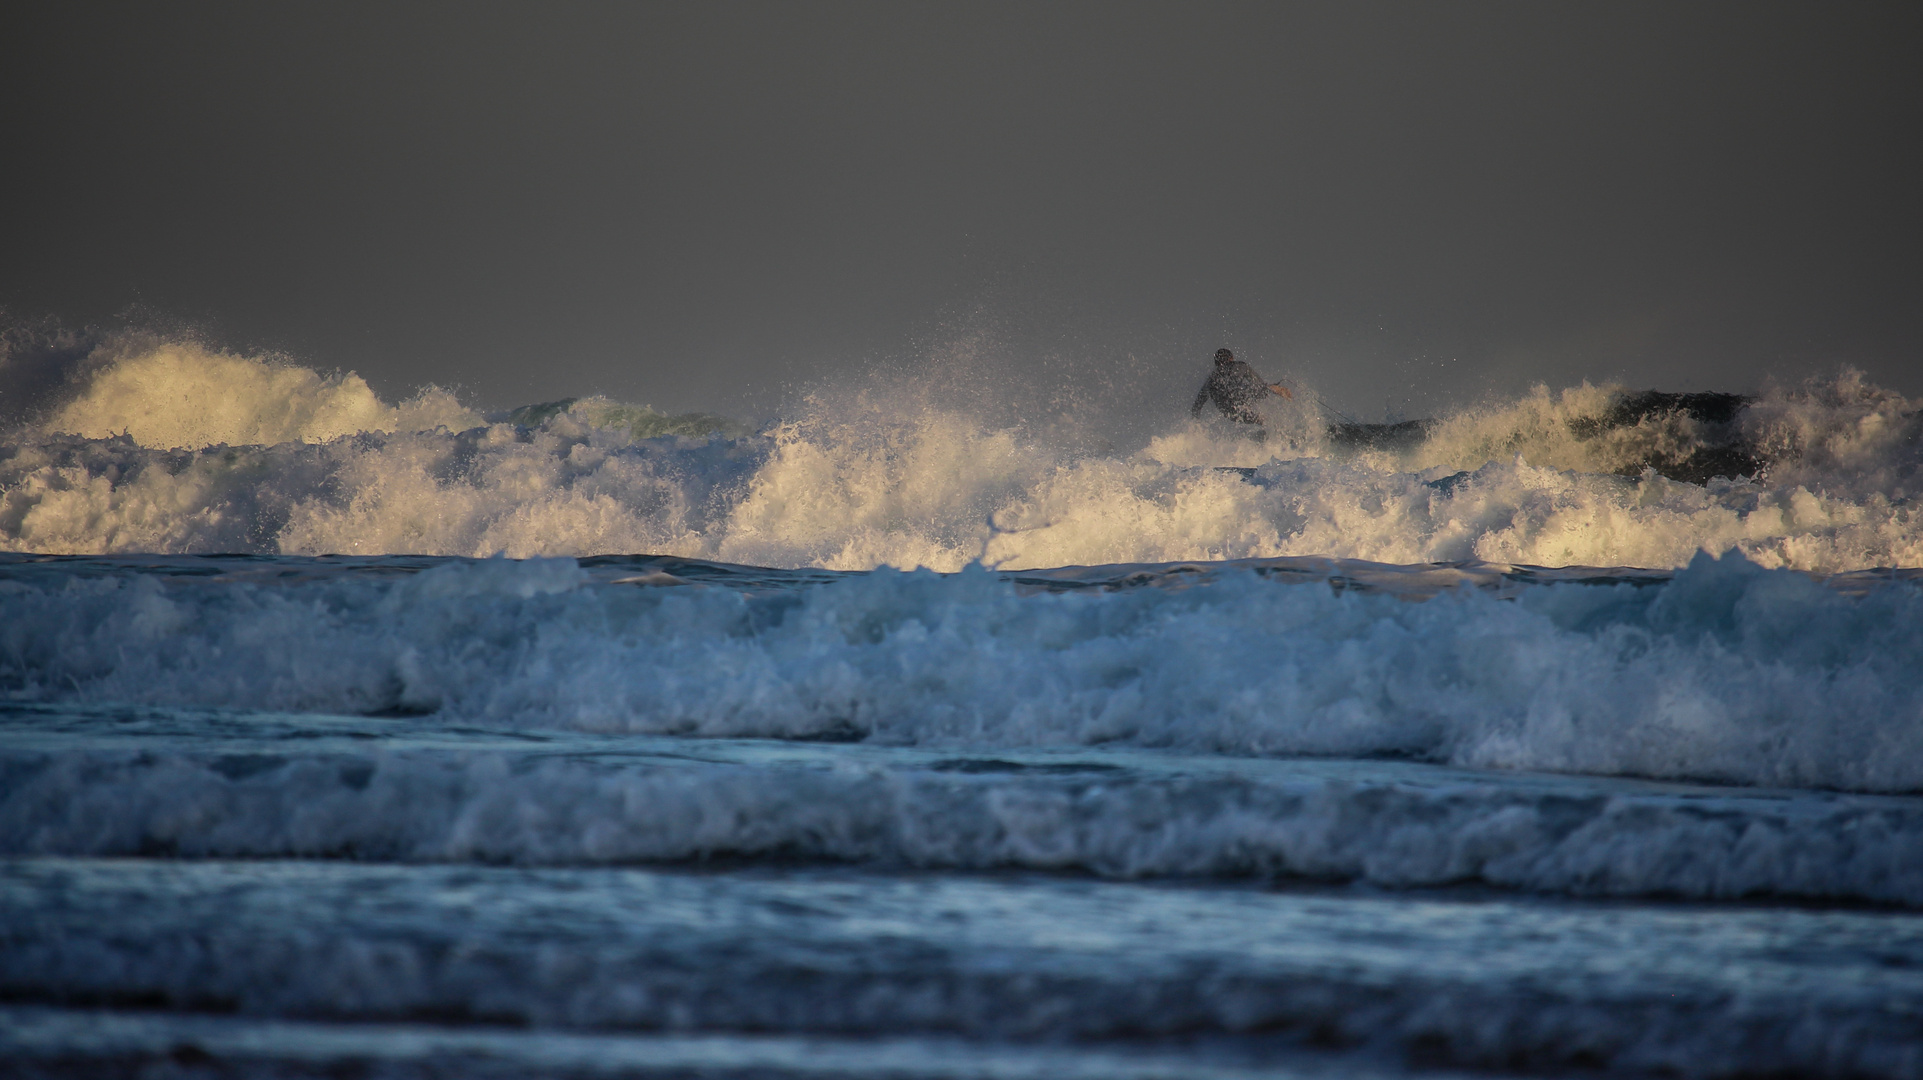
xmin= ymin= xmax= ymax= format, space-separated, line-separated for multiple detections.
xmin=1269 ymin=383 xmax=1293 ymax=400
xmin=1190 ymin=385 xmax=1211 ymax=417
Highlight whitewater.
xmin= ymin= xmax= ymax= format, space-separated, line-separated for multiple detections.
xmin=6 ymin=336 xmax=1922 ymax=570
xmin=6 ymin=334 xmax=1923 ymax=1079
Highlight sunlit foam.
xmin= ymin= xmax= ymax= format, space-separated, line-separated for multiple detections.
xmin=4 ymin=339 xmax=1921 ymax=570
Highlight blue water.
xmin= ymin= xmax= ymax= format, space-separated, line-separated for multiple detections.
xmin=5 ymin=551 xmax=1923 ymax=1078
xmin=9 ymin=342 xmax=1923 ymax=1074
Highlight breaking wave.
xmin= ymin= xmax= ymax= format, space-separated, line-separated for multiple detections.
xmin=9 ymin=716 xmax=1923 ymax=904
xmin=4 ymin=549 xmax=1922 ymax=794
xmin=41 ymin=341 xmax=480 ymax=450
xmin=2 ymin=332 xmax=1922 ymax=571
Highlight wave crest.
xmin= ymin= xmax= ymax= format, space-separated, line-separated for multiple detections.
xmin=44 ymin=340 xmax=479 ymax=449
xmin=4 ymin=338 xmax=1923 ymax=570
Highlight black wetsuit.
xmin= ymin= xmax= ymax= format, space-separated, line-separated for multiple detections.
xmin=1190 ymin=360 xmax=1274 ymax=424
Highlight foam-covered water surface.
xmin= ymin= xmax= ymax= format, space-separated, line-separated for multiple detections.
xmin=6 ymin=701 xmax=1922 ymax=906
xmin=8 ymin=337 xmax=1923 ymax=1077
xmin=4 ymin=548 xmax=1921 ymax=792
xmin=5 ymin=339 xmax=1923 ymax=570
xmin=0 ymin=1006 xmax=1473 ymax=1080
xmin=6 ymin=857 xmax=1922 ymax=1078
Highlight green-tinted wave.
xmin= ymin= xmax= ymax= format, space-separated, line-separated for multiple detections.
xmin=503 ymin=396 xmax=746 ymax=440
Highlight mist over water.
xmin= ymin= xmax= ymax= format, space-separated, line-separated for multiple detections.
xmin=3 ymin=329 xmax=1919 ymax=572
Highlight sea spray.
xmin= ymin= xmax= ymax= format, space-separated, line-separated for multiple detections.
xmin=5 ymin=334 xmax=1923 ymax=570
xmin=4 ymin=549 xmax=1921 ymax=793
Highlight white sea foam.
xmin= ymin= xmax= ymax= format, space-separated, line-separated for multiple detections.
xmin=42 ymin=340 xmax=480 ymax=450
xmin=6 ymin=734 xmax=1920 ymax=904
xmin=3 ymin=551 xmax=1920 ymax=793
xmin=4 ymin=339 xmax=1921 ymax=570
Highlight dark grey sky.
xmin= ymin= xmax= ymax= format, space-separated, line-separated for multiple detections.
xmin=3 ymin=1 xmax=1919 ymax=423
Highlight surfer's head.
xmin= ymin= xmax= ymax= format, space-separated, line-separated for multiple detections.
xmin=1214 ymin=348 xmax=1234 ymax=364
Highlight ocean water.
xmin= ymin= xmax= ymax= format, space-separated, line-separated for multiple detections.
xmin=4 ymin=338 xmax=1923 ymax=1078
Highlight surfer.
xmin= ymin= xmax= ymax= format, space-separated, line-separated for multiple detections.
xmin=1190 ymin=348 xmax=1292 ymax=428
